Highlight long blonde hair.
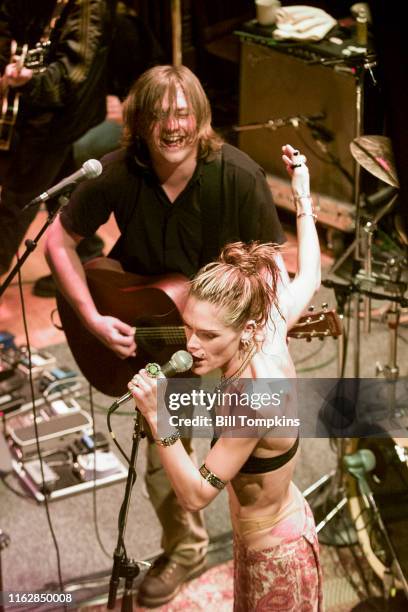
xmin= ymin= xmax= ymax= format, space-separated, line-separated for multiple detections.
xmin=189 ymin=242 xmax=284 ymax=331
xmin=122 ymin=65 xmax=223 ymax=160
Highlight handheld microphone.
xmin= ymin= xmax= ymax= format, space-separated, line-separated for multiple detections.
xmin=114 ymin=350 xmax=193 ymax=407
xmin=23 ymin=159 xmax=103 ymax=210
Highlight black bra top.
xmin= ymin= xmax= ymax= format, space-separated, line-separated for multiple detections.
xmin=210 ymin=435 xmax=299 ymax=475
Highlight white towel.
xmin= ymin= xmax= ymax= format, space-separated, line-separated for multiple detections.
xmin=273 ymin=6 xmax=337 ymax=41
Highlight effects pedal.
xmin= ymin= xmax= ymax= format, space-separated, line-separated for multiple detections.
xmin=17 ymin=348 xmax=56 ymax=378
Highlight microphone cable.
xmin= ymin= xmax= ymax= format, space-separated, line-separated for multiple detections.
xmin=88 ymin=383 xmax=112 ymax=560
xmin=15 ymin=254 xmax=66 ymax=603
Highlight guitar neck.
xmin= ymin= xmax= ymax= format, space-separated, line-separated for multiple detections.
xmin=136 ymin=326 xmax=186 ymax=345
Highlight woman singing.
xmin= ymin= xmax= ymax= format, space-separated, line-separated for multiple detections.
xmin=128 ymin=144 xmax=322 ymax=611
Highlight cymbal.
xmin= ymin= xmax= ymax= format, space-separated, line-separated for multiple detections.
xmin=350 ymin=135 xmax=399 ymax=188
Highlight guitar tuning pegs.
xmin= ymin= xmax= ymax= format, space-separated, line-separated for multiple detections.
xmin=321 ymin=302 xmax=328 ymax=310
xmin=308 ymin=305 xmax=315 ymax=312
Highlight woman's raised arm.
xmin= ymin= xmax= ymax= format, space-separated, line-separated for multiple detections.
xmin=278 ymin=144 xmax=321 ymax=328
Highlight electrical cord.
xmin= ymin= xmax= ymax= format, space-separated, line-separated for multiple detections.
xmin=16 ymin=259 xmax=65 ymax=601
xmin=42 ymin=375 xmax=82 ymax=401
xmin=88 ymin=383 xmax=111 ymax=560
xmin=107 ymin=406 xmax=132 ymax=465
xmin=295 ymin=128 xmax=354 ymax=185
xmin=296 ymin=353 xmax=337 ymax=373
xmin=1 ymin=473 xmax=32 ymax=499
xmin=293 ymin=342 xmax=324 ymax=366
xmin=78 ymin=394 xmax=134 ymax=417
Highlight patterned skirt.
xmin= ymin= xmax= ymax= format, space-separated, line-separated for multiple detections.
xmin=233 ymin=497 xmax=323 ymax=612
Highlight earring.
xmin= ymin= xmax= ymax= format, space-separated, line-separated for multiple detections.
xmin=240 ymin=337 xmax=251 ymax=351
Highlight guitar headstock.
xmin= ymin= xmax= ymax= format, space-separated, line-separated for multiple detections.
xmin=288 ymin=305 xmax=342 ymax=341
xmin=10 ymin=41 xmax=28 ymax=71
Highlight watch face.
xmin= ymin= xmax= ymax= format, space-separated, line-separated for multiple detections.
xmin=145 ymin=362 xmax=161 ymax=378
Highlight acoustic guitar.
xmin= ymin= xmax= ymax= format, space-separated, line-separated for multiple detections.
xmin=57 ymin=258 xmax=342 ymax=397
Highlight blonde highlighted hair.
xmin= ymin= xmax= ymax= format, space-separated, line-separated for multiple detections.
xmin=122 ymin=65 xmax=223 ymax=160
xmin=189 ymin=242 xmax=283 ymax=330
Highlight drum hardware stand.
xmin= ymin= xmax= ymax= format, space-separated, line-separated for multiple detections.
xmin=345 ymin=452 xmax=408 ymax=602
xmin=306 ymin=203 xmax=405 ymax=547
xmin=312 ymin=273 xmax=408 ymax=545
xmin=323 ymin=53 xmax=378 ymax=377
xmin=303 ymin=435 xmax=358 ymax=546
xmin=326 ymin=190 xmax=400 ymax=368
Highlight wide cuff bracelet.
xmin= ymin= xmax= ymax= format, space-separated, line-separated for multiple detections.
xmin=199 ymin=463 xmax=226 ymax=490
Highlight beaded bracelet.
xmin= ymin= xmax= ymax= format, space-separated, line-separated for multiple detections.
xmin=297 ymin=211 xmax=318 ymax=221
xmin=293 ymin=193 xmax=317 ymax=221
xmin=155 ymin=430 xmax=180 ymax=447
xmin=199 ymin=463 xmax=226 ymax=490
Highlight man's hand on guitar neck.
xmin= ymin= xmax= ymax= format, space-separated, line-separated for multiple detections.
xmin=87 ymin=313 xmax=137 ymax=359
xmin=2 ymin=62 xmax=33 ymax=88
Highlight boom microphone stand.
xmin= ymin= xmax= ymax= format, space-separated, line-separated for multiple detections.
xmin=0 ymin=193 xmax=71 ymax=298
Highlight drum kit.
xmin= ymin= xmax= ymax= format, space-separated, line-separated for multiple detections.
xmin=318 ymin=132 xmax=408 ymax=604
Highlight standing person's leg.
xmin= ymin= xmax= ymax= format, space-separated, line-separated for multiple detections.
xmin=73 ymin=119 xmax=122 ymax=167
xmin=0 ymin=137 xmax=75 ymax=276
xmin=137 ymin=438 xmax=209 ymax=607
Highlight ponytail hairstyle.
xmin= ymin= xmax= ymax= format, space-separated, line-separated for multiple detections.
xmin=189 ymin=241 xmax=284 ymax=331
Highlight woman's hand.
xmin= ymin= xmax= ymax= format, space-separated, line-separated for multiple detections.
xmin=281 ymin=143 xmax=310 ymax=198
xmin=127 ymin=369 xmax=167 ymax=431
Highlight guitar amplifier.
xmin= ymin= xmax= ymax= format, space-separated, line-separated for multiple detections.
xmin=8 ymin=410 xmax=92 ymax=460
xmin=237 ymin=30 xmax=382 ymax=213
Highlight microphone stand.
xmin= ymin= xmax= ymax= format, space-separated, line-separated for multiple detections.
xmin=107 ymin=404 xmax=147 ymax=611
xmin=0 ymin=191 xmax=72 ymax=298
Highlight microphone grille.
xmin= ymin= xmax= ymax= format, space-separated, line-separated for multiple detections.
xmin=82 ymin=159 xmax=103 ymax=179
xmin=171 ymin=350 xmax=193 ymax=373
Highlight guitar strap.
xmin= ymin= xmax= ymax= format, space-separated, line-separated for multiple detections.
xmin=40 ymin=0 xmax=69 ymax=44
xmin=199 ymin=149 xmax=223 ymax=266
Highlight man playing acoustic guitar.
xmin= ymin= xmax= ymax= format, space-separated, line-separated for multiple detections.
xmin=45 ymin=64 xmax=288 ymax=607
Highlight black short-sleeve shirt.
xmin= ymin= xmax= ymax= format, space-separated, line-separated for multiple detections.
xmin=60 ymin=143 xmax=286 ymax=278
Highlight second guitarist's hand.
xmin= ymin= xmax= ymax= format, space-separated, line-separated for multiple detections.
xmin=3 ymin=62 xmax=33 ymax=88
xmin=88 ymin=313 xmax=137 ymax=359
